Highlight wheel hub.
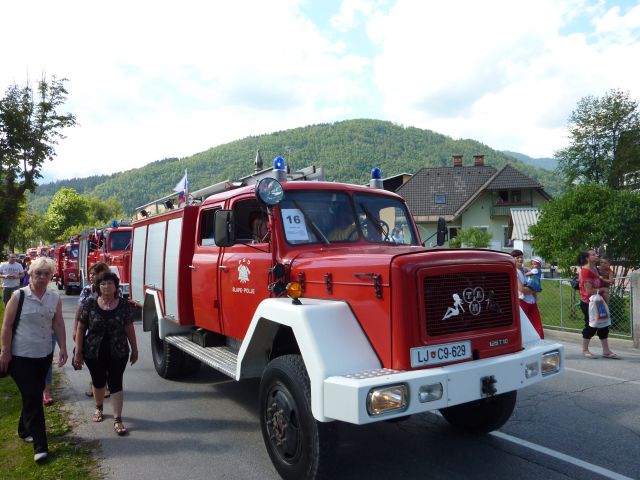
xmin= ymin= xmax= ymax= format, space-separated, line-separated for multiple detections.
xmin=267 ymin=402 xmax=288 ymax=446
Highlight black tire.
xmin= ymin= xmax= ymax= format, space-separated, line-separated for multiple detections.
xmin=181 ymin=355 xmax=201 ymax=376
xmin=65 ymin=286 xmax=72 ymax=296
xmin=259 ymin=355 xmax=336 ymax=480
xmin=150 ymin=316 xmax=185 ymax=379
xmin=440 ymin=390 xmax=517 ymax=434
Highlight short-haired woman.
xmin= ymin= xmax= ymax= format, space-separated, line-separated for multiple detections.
xmin=0 ymin=257 xmax=68 ymax=463
xmin=73 ymin=271 xmax=138 ymax=435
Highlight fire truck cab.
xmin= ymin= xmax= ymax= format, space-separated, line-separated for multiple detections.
xmin=53 ymin=238 xmax=80 ymax=295
xmin=130 ymin=160 xmax=564 ymax=479
xmin=78 ymin=222 xmax=132 ymax=297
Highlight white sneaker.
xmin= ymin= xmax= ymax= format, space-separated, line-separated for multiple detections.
xmin=22 ymin=435 xmax=34 ymax=443
xmin=34 ymin=452 xmax=48 ymax=463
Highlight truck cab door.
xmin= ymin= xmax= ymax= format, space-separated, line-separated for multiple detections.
xmin=191 ymin=205 xmax=224 ymax=333
xmin=218 ymin=199 xmax=271 ymax=340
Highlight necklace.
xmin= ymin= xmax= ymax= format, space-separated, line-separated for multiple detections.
xmin=100 ymin=297 xmax=117 ymax=310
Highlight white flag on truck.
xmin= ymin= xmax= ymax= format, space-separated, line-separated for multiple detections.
xmin=173 ymin=170 xmax=189 ymax=206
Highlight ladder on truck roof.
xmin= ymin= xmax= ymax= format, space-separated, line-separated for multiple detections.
xmin=134 ymin=156 xmax=324 ymax=220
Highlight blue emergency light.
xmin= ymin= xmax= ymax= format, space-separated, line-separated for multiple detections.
xmin=370 ymin=167 xmax=383 ymax=189
xmin=274 ymin=156 xmax=286 ymax=171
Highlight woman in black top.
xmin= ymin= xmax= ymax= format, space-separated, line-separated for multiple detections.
xmin=73 ymin=272 xmax=138 ymax=435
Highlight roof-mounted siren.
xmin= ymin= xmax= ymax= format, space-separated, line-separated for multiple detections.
xmin=273 ymin=156 xmax=287 ymax=182
xmin=370 ymin=167 xmax=383 ymax=189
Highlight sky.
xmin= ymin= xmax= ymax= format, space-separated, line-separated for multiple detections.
xmin=2 ymin=0 xmax=640 ymax=182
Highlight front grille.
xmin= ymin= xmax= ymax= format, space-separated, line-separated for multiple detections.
xmin=424 ymin=272 xmax=513 ymax=336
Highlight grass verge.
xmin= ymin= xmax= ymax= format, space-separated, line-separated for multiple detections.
xmin=1 ymin=300 xmax=102 ymax=479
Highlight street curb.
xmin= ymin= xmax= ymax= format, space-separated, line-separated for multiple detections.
xmin=544 ymin=328 xmax=636 ymax=351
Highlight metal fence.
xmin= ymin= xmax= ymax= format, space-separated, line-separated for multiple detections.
xmin=537 ymin=276 xmax=633 ymax=339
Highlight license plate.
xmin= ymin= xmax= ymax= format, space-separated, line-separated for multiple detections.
xmin=410 ymin=341 xmax=472 ymax=367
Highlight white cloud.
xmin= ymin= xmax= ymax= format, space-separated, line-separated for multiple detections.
xmin=2 ymin=0 xmax=640 ymax=180
xmin=367 ymin=0 xmax=640 ymax=157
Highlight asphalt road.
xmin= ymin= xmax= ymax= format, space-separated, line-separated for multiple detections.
xmin=55 ymin=291 xmax=640 ymax=480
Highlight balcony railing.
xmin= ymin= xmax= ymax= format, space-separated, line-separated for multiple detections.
xmin=491 ymin=203 xmax=532 ymax=218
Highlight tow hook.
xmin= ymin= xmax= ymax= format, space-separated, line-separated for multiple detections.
xmin=481 ymin=375 xmax=497 ymax=397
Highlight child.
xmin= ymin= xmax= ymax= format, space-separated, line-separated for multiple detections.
xmin=597 ymin=254 xmax=613 ymax=302
xmin=524 ymin=257 xmax=543 ymax=292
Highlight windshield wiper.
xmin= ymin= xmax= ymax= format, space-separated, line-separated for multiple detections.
xmin=292 ymin=200 xmax=330 ymax=244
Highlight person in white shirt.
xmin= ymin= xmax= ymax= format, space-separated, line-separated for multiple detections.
xmin=0 ymin=253 xmax=25 ymax=305
xmin=0 ymin=257 xmax=67 ymax=463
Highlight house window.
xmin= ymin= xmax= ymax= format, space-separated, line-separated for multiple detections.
xmin=497 ymin=191 xmax=509 ymax=204
xmin=435 ymin=194 xmax=446 ymax=204
xmin=511 ymin=190 xmax=522 ymax=203
xmin=503 ymin=225 xmax=513 ymax=248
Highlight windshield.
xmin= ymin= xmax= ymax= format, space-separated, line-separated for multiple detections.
xmin=109 ymin=231 xmax=132 ymax=251
xmin=279 ymin=190 xmax=417 ymax=245
xmin=69 ymin=245 xmax=79 ymax=258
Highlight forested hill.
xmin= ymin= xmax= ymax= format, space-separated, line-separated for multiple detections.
xmin=30 ymin=119 xmax=563 ymax=214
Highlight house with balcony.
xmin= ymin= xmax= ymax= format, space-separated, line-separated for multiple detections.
xmin=396 ymin=155 xmax=551 ymax=251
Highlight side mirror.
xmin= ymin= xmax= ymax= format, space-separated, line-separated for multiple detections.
xmin=436 ymin=217 xmax=447 ymax=246
xmin=214 ymin=209 xmax=235 ymax=247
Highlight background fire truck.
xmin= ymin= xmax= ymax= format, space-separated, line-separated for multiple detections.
xmin=129 ymin=158 xmax=564 ymax=479
xmin=53 ymin=237 xmax=81 ymax=295
xmin=77 ymin=221 xmax=132 ymax=297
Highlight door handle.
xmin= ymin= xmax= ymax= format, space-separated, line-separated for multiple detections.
xmin=188 ymin=265 xmax=196 ymax=270
xmin=219 ymin=265 xmax=228 ymax=271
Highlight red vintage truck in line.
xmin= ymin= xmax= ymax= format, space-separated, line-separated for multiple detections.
xmin=129 ymin=159 xmax=564 ymax=479
xmin=53 ymin=237 xmax=81 ymax=295
xmin=77 ymin=221 xmax=133 ymax=297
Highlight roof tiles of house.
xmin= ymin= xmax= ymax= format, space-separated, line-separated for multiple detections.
xmin=397 ymin=165 xmax=497 ymax=216
xmin=486 ymin=164 xmax=543 ymax=190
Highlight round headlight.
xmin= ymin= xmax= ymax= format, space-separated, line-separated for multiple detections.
xmin=256 ymin=178 xmax=284 ymax=206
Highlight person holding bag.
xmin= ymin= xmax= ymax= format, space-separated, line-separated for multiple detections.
xmin=0 ymin=257 xmax=68 ymax=463
xmin=578 ymin=249 xmax=618 ymax=359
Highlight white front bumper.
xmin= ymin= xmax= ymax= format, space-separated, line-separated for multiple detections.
xmin=323 ymin=339 xmax=564 ymax=424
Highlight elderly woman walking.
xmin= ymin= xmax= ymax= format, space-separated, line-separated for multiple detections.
xmin=73 ymin=271 xmax=138 ymax=435
xmin=0 ymin=257 xmax=68 ymax=463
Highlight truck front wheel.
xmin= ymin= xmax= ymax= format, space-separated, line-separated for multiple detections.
xmin=151 ymin=316 xmax=184 ymax=379
xmin=439 ymin=390 xmax=517 ymax=434
xmin=259 ymin=355 xmax=336 ymax=480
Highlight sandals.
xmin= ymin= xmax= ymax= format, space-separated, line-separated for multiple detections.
xmin=113 ymin=417 xmax=128 ymax=436
xmin=93 ymin=406 xmax=104 ymax=422
xmin=602 ymin=352 xmax=620 ymax=359
xmin=583 ymin=351 xmax=598 ymax=359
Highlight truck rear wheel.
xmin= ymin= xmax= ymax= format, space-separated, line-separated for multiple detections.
xmin=65 ymin=286 xmax=73 ymax=296
xmin=259 ymin=355 xmax=336 ymax=480
xmin=151 ymin=316 xmax=185 ymax=379
xmin=440 ymin=390 xmax=517 ymax=434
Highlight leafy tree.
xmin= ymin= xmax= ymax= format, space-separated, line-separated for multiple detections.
xmin=556 ymin=89 xmax=640 ymax=188
xmin=8 ymin=203 xmax=48 ymax=252
xmin=449 ymin=227 xmax=492 ymax=248
xmin=45 ymin=187 xmax=89 ymax=241
xmin=530 ymin=184 xmax=640 ymax=291
xmin=0 ymin=76 xmax=76 ymax=248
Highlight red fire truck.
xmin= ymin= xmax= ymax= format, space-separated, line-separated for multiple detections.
xmin=77 ymin=221 xmax=133 ymax=297
xmin=53 ymin=237 xmax=81 ymax=295
xmin=129 ymin=160 xmax=563 ymax=479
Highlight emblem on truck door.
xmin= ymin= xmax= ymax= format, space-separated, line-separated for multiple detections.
xmin=238 ymin=258 xmax=251 ymax=283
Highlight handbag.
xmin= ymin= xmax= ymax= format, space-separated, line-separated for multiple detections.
xmin=0 ymin=289 xmax=25 ymax=378
xmin=588 ymin=293 xmax=611 ymax=329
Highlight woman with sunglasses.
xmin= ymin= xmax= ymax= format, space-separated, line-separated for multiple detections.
xmin=0 ymin=257 xmax=68 ymax=463
xmin=73 ymin=271 xmax=138 ymax=436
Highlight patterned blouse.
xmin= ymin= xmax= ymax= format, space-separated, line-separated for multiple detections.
xmin=79 ymin=297 xmax=133 ymax=360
